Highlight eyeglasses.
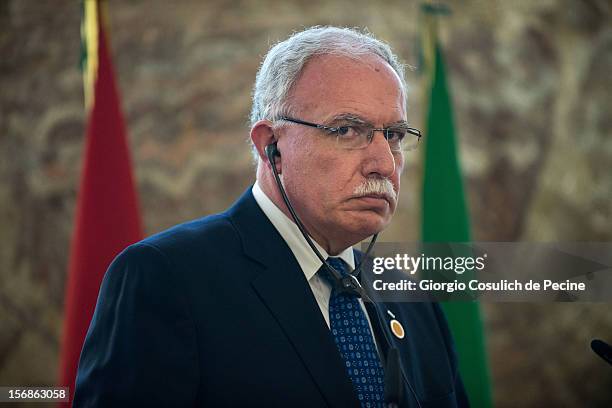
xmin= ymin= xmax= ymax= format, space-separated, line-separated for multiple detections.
xmin=277 ymin=115 xmax=422 ymax=152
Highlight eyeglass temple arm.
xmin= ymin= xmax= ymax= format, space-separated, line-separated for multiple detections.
xmin=279 ymin=116 xmax=337 ymax=132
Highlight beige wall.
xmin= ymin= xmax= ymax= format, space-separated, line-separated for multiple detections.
xmin=1 ymin=0 xmax=611 ymax=406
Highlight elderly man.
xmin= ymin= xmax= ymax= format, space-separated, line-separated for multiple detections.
xmin=74 ymin=27 xmax=468 ymax=407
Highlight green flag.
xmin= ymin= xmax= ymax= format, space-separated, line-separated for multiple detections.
xmin=421 ymin=18 xmax=493 ymax=408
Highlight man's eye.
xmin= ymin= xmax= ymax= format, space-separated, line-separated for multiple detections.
xmin=337 ymin=126 xmax=352 ymax=136
xmin=338 ymin=126 xmax=355 ymax=137
xmin=386 ymin=129 xmax=406 ymax=141
xmin=336 ymin=125 xmax=363 ymax=138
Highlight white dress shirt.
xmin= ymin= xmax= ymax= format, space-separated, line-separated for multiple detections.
xmin=252 ymin=181 xmax=375 ymax=331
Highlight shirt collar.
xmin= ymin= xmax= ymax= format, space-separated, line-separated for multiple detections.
xmin=252 ymin=180 xmax=355 ymax=281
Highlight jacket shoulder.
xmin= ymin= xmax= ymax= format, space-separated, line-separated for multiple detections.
xmin=139 ymin=212 xmax=241 ymax=257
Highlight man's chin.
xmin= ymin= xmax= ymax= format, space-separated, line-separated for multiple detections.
xmin=343 ymin=212 xmax=391 ymax=239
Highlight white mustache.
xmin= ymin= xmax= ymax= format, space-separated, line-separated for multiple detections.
xmin=353 ymin=178 xmax=397 ymax=201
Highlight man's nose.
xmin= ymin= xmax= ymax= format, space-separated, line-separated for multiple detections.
xmin=361 ymin=131 xmax=396 ymax=178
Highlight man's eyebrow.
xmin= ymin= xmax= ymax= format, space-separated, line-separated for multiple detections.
xmin=326 ymin=113 xmax=369 ymax=125
xmin=327 ymin=114 xmax=410 ymax=128
xmin=325 ymin=113 xmax=410 ymax=128
xmin=385 ymin=120 xmax=411 ymax=128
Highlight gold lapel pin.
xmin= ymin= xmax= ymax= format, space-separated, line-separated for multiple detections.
xmin=387 ymin=310 xmax=405 ymax=339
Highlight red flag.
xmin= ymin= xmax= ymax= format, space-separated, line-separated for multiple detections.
xmin=58 ymin=1 xmax=143 ymax=403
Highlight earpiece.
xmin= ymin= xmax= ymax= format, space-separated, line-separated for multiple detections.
xmin=265 ymin=142 xmax=280 ymax=161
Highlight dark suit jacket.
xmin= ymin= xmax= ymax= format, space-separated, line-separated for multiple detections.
xmin=74 ymin=187 xmax=469 ymax=407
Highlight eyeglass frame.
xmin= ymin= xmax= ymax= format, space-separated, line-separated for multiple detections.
xmin=276 ymin=115 xmax=422 ymax=152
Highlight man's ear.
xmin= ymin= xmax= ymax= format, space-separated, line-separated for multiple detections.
xmin=250 ymin=120 xmax=282 ymax=173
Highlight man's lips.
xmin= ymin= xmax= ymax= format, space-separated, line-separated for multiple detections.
xmin=351 ymin=193 xmax=395 ymax=207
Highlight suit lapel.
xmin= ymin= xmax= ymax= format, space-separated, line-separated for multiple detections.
xmin=227 ymin=188 xmax=360 ymax=407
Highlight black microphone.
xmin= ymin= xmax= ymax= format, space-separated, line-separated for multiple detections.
xmin=384 ymin=348 xmax=403 ymax=408
xmin=591 ymin=339 xmax=612 ymax=366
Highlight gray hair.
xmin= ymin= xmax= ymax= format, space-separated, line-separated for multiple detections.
xmin=249 ymin=26 xmax=407 ymax=161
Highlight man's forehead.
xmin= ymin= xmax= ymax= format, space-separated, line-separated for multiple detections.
xmin=288 ymin=53 xmax=406 ymax=121
xmin=297 ymin=53 xmax=402 ymax=88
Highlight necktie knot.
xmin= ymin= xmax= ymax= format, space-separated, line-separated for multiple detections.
xmin=318 ymin=257 xmax=350 ymax=289
xmin=327 ymin=257 xmax=350 ymax=277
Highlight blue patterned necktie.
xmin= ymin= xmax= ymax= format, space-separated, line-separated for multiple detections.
xmin=322 ymin=257 xmax=385 ymax=408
